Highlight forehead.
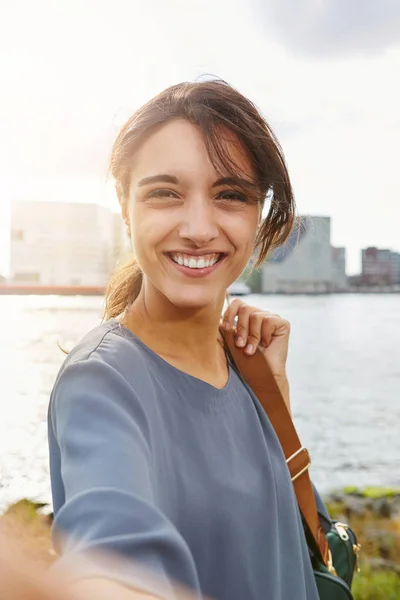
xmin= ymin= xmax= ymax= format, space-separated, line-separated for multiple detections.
xmin=130 ymin=119 xmax=254 ymax=183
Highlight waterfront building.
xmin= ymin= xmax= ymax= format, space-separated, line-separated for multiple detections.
xmin=331 ymin=246 xmax=348 ymax=291
xmin=10 ymin=200 xmax=114 ymax=286
xmin=260 ymin=216 xmax=347 ymax=294
xmin=391 ymin=252 xmax=400 ymax=285
xmin=361 ymin=247 xmax=400 ymax=286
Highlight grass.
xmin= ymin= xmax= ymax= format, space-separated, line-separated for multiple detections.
xmin=326 ymin=488 xmax=400 ymax=599
xmin=353 ymin=569 xmax=400 ymax=600
xmin=340 ymin=486 xmax=400 ymax=499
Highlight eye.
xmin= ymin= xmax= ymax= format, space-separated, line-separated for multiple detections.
xmin=216 ymin=190 xmax=249 ymax=203
xmin=148 ymin=188 xmax=180 ymax=199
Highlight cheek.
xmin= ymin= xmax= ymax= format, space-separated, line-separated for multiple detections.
xmin=131 ymin=207 xmax=170 ymax=262
xmin=225 ymin=210 xmax=259 ymax=249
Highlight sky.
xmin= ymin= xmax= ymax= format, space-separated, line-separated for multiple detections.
xmin=1 ymin=0 xmax=400 ymax=276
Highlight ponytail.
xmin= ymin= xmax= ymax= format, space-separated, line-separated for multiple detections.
xmin=103 ymin=256 xmax=143 ymax=321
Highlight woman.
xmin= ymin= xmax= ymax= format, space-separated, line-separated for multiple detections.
xmin=46 ymin=80 xmax=330 ymax=600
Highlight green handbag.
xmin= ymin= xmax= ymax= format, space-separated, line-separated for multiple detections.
xmin=221 ymin=329 xmax=361 ymax=599
xmin=313 ymin=520 xmax=361 ymax=599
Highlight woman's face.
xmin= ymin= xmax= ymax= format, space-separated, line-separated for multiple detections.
xmin=123 ymin=119 xmax=260 ymax=311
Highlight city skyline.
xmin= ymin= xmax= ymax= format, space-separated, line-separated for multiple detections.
xmin=2 ymin=193 xmax=400 ymax=278
xmin=1 ymin=1 xmax=400 ymax=276
xmin=3 ymin=198 xmax=399 ymax=284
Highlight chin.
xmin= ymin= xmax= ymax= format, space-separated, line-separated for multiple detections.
xmin=165 ymin=288 xmax=224 ymax=311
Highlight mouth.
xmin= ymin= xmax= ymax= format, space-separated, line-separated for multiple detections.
xmin=165 ymin=251 xmax=227 ymax=276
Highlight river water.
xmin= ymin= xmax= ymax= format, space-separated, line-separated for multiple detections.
xmin=0 ymin=293 xmax=399 ymax=511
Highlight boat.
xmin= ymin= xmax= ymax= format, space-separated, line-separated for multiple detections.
xmin=227 ymin=282 xmax=252 ymax=296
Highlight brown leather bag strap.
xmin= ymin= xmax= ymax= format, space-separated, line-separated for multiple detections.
xmin=221 ymin=328 xmax=329 ymax=566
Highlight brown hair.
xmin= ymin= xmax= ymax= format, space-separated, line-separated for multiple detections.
xmin=103 ymin=79 xmax=296 ymax=320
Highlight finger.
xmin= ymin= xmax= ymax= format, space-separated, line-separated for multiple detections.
xmin=244 ymin=312 xmax=266 ymax=354
xmin=261 ymin=316 xmax=290 ymax=347
xmin=221 ymin=298 xmax=244 ymax=331
xmin=260 ymin=316 xmax=276 ymax=348
xmin=234 ymin=304 xmax=256 ymax=347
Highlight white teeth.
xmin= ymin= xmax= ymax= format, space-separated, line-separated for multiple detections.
xmin=170 ymin=253 xmax=221 ymax=269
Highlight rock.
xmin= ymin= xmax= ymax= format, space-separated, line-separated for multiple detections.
xmin=372 ymin=498 xmax=393 ymax=519
xmin=343 ymin=496 xmax=368 ymax=518
xmin=364 ymin=528 xmax=400 ymax=560
xmin=363 ymin=497 xmax=375 ymax=511
xmin=363 ymin=557 xmax=400 ymax=575
xmin=327 ymin=492 xmax=346 ymax=504
xmin=392 ymin=496 xmax=400 ymax=517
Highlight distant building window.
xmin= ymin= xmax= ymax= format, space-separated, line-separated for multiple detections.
xmin=11 ymin=229 xmax=24 ymax=241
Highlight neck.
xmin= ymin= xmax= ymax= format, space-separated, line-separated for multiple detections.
xmin=123 ymin=284 xmax=226 ymax=370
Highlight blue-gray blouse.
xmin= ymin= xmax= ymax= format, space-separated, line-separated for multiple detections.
xmin=48 ymin=319 xmax=329 ymax=599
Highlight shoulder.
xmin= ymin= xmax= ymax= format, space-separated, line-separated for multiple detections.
xmin=62 ymin=319 xmax=147 ymax=369
xmin=56 ymin=319 xmax=153 ymax=388
xmin=49 ymin=320 xmax=156 ymax=434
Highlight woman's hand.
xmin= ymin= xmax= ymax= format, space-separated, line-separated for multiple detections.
xmin=222 ymin=298 xmax=291 ymax=407
xmin=0 ymin=529 xmax=211 ymax=600
xmin=0 ymin=533 xmax=68 ymax=600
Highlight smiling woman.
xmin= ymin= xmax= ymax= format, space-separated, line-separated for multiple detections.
xmin=43 ymin=79 xmax=333 ymax=600
xmin=117 ymin=119 xmax=263 ymax=312
xmin=104 ymin=80 xmax=295 ymax=320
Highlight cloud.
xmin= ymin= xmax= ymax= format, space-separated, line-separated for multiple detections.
xmin=251 ymin=0 xmax=400 ymax=57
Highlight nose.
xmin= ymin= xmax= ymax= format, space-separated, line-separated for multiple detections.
xmin=178 ymin=196 xmax=219 ymax=245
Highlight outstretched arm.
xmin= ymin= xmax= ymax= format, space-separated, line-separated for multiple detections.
xmin=48 ymin=357 xmax=200 ymax=599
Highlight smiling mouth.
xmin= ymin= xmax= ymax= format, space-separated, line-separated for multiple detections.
xmin=166 ymin=252 xmax=225 ymax=270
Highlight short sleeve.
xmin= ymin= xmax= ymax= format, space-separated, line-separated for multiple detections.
xmin=48 ymin=358 xmax=200 ymax=599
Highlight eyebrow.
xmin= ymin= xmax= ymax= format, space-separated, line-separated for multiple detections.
xmin=138 ymin=174 xmax=179 ymax=187
xmin=137 ymin=174 xmax=256 ymax=189
xmin=212 ymin=176 xmax=256 ymax=190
